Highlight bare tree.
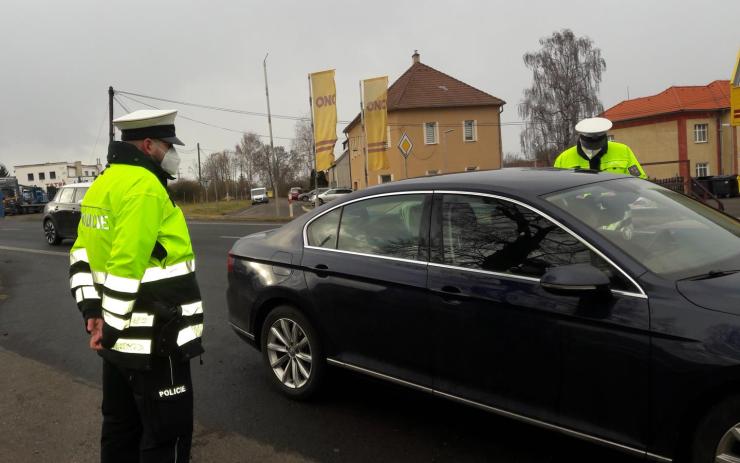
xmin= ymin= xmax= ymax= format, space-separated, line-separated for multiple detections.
xmin=291 ymin=118 xmax=314 ymax=176
xmin=518 ymin=29 xmax=606 ymax=165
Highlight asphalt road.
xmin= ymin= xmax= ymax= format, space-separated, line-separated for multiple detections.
xmin=0 ymin=213 xmax=639 ymax=463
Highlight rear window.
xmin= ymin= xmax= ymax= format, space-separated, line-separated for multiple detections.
xmin=74 ymin=187 xmax=88 ymax=203
xmin=58 ymin=188 xmax=75 ymax=204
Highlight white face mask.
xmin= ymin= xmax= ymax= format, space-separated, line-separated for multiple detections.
xmin=160 ymin=146 xmax=181 ymax=176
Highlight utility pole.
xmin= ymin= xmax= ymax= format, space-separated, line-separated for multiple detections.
xmin=197 ymin=142 xmax=202 ymax=185
xmin=263 ymin=53 xmax=280 ymax=217
xmin=108 ymin=86 xmax=115 ymax=143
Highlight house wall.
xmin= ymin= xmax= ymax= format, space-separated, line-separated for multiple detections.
xmin=345 ymin=105 xmax=502 ymax=189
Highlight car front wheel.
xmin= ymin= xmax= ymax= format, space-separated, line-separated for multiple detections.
xmin=260 ymin=305 xmax=324 ymax=400
xmin=690 ymin=395 xmax=740 ymax=463
xmin=43 ymin=219 xmax=62 ymax=245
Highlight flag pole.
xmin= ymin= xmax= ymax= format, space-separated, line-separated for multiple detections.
xmin=308 ymin=74 xmax=319 ymax=208
xmin=359 ymin=80 xmax=369 ymax=188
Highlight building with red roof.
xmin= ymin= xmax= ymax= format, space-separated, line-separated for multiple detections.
xmin=602 ymin=80 xmax=737 ymax=179
xmin=340 ymin=52 xmax=505 ymax=189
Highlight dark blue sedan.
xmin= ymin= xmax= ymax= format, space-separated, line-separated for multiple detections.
xmin=227 ymin=168 xmax=740 ymax=463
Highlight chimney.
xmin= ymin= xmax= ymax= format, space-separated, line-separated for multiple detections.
xmin=412 ymin=50 xmax=420 ymax=64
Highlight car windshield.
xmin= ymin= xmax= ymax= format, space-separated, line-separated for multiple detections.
xmin=545 ymin=178 xmax=740 ymax=279
xmin=251 ymin=188 xmax=266 ymax=195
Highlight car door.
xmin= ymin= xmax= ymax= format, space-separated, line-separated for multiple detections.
xmin=302 ymin=192 xmax=434 ymax=386
xmin=53 ymin=187 xmax=76 ymax=236
xmin=428 ymin=192 xmax=650 ymax=449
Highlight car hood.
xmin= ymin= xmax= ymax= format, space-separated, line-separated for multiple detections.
xmin=677 ymin=272 xmax=740 ymax=315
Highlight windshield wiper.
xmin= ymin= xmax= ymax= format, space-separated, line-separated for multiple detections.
xmin=686 ymin=270 xmax=740 ymax=281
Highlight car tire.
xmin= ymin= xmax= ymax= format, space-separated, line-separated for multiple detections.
xmin=43 ymin=219 xmax=62 ymax=245
xmin=260 ymin=305 xmax=325 ymax=400
xmin=690 ymin=395 xmax=740 ymax=463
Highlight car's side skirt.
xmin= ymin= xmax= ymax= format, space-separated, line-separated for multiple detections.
xmin=326 ymin=358 xmax=672 ymax=463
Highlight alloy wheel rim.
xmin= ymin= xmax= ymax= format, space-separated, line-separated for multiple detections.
xmin=266 ymin=317 xmax=312 ymax=389
xmin=715 ymin=423 xmax=740 ymax=462
xmin=44 ymin=222 xmax=56 ymax=243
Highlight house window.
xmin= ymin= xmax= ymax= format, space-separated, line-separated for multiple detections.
xmin=696 ymin=163 xmax=709 ymax=177
xmin=39 ymin=172 xmax=45 ymax=180
xmin=465 ymin=166 xmax=478 ymax=172
xmin=426 ymin=169 xmax=440 ymax=175
xmin=463 ymin=120 xmax=477 ymax=142
xmin=424 ymin=122 xmax=438 ymax=145
xmin=384 ymin=126 xmax=391 ymax=149
xmin=50 ymin=171 xmax=56 ymax=179
xmin=379 ymin=174 xmax=393 ymax=184
xmin=607 ymin=135 xmax=615 ymax=142
xmin=27 ymin=173 xmax=34 ymax=181
xmin=84 ymin=171 xmax=89 ymax=176
xmin=694 ymin=124 xmax=708 ymax=143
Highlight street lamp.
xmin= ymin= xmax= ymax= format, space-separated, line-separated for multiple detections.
xmin=443 ymin=129 xmax=454 ymax=173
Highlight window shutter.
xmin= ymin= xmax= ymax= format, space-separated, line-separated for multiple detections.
xmin=425 ymin=122 xmax=437 ymax=144
xmin=464 ymin=120 xmax=474 ymax=141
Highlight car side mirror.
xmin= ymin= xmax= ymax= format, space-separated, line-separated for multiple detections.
xmin=540 ymin=263 xmax=611 ymax=298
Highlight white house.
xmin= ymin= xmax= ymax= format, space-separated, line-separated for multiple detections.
xmin=13 ymin=161 xmax=102 ymax=190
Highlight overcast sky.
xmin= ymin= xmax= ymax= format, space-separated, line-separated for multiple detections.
xmin=1 ymin=0 xmax=738 ymax=177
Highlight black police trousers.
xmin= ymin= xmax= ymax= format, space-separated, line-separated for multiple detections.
xmin=101 ymin=356 xmax=193 ymax=463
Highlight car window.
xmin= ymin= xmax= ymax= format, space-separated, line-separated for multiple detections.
xmin=546 ymin=178 xmax=740 ymax=279
xmin=73 ymin=187 xmax=88 ymax=203
xmin=338 ymin=189 xmax=352 ymax=193
xmin=337 ymin=194 xmax=427 ymax=261
xmin=437 ymin=194 xmax=634 ymax=291
xmin=58 ymin=188 xmax=75 ymax=204
xmin=306 ymin=208 xmax=341 ymax=248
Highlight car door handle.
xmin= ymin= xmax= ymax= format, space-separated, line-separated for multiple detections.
xmin=439 ymin=285 xmax=463 ymax=305
xmin=314 ymin=264 xmax=329 ymax=278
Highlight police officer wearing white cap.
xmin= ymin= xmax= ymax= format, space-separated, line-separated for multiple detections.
xmin=69 ymin=109 xmax=203 ymax=463
xmin=554 ymin=117 xmax=646 ymax=178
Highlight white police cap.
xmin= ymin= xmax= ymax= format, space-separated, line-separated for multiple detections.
xmin=575 ymin=117 xmax=613 ymax=136
xmin=112 ymin=109 xmax=183 ymax=145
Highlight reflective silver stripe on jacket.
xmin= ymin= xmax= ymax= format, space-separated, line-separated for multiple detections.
xmin=104 ymin=274 xmax=140 ymax=294
xmin=75 ymin=286 xmax=101 ymax=303
xmin=180 ymin=301 xmax=203 ymax=316
xmin=103 ymin=310 xmax=130 ymax=331
xmin=129 ymin=312 xmax=155 ymax=328
xmin=70 ymin=272 xmax=94 ymax=288
xmin=141 ymin=260 xmax=196 ymax=283
xmin=69 ymin=248 xmax=89 ymax=264
xmin=176 ymin=324 xmax=204 ymax=346
xmin=111 ymin=338 xmax=151 ymax=354
xmin=102 ymin=294 xmax=135 ymax=316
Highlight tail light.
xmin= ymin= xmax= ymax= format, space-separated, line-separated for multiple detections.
xmin=227 ymin=253 xmax=235 ymax=273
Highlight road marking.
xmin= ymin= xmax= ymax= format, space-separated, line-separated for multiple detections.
xmin=0 ymin=228 xmax=22 ymax=231
xmin=219 ymin=236 xmax=243 ymax=239
xmin=0 ymin=245 xmax=68 ymax=257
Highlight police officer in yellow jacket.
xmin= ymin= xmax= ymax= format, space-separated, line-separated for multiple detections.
xmin=554 ymin=117 xmax=647 ymax=179
xmin=69 ymin=109 xmax=203 ymax=463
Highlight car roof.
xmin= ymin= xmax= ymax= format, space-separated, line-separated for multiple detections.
xmin=359 ymin=168 xmax=626 ymax=197
xmin=60 ymin=182 xmax=93 ymax=188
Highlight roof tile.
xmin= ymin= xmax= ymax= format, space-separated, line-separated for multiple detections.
xmin=603 ymin=80 xmax=730 ymax=122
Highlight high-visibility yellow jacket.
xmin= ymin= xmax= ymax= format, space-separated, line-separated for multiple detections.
xmin=69 ymin=141 xmax=204 ymax=370
xmin=554 ymin=141 xmax=647 ymax=179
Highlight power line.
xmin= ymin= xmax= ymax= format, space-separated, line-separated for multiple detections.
xmin=117 ymin=93 xmax=296 ymax=141
xmin=117 ymin=89 xmax=342 ymax=124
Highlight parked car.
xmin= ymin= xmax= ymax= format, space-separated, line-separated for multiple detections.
xmin=228 ymin=168 xmax=740 ymax=462
xmin=289 ymin=187 xmax=303 ymax=201
xmin=299 ymin=188 xmax=328 ymax=202
xmin=251 ymin=187 xmax=268 ymax=205
xmin=312 ymin=187 xmax=353 ymax=205
xmin=42 ymin=183 xmax=89 ymax=245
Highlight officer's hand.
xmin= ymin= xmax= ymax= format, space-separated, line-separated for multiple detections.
xmin=87 ymin=318 xmax=104 ymax=351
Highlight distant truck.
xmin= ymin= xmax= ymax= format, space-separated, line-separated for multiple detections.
xmin=0 ymin=177 xmax=48 ymax=214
